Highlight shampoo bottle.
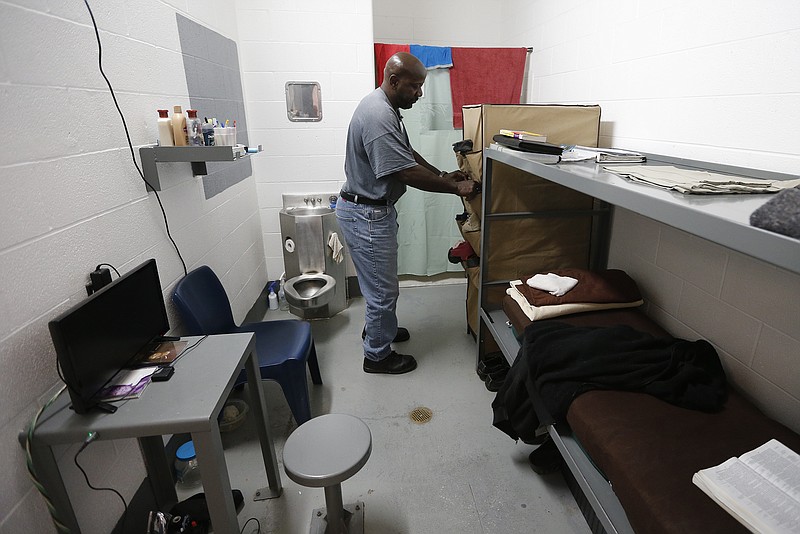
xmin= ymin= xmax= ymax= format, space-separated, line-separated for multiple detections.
xmin=186 ymin=109 xmax=204 ymax=146
xmin=171 ymin=106 xmax=187 ymax=146
xmin=157 ymin=109 xmax=174 ymax=146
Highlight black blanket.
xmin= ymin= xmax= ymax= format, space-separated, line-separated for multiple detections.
xmin=492 ymin=321 xmax=727 ymax=443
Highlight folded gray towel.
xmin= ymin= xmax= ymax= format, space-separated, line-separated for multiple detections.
xmin=749 ymin=187 xmax=800 ymax=239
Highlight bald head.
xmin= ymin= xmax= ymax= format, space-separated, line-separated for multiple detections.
xmin=380 ymin=52 xmax=427 ymax=109
xmin=383 ymin=52 xmax=426 ymax=82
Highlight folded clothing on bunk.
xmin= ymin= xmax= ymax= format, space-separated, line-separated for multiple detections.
xmin=507 ymin=268 xmax=644 ymax=322
xmin=749 ymin=186 xmax=800 ymax=239
xmin=603 ymin=164 xmax=800 ymax=195
xmin=527 ymin=272 xmax=578 ymax=296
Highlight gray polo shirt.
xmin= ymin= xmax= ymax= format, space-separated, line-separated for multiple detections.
xmin=343 ymin=88 xmax=417 ymax=202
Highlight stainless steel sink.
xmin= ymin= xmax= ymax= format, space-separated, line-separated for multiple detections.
xmin=281 ymin=206 xmax=334 ymax=216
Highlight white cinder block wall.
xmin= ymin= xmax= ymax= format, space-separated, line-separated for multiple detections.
xmin=0 ymin=1 xmax=264 ymax=532
xmin=506 ymin=0 xmax=800 ymax=432
xmin=374 ymin=0 xmax=800 ymax=434
xmin=235 ymin=0 xmax=375 ymax=280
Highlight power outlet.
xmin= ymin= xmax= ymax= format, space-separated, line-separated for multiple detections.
xmin=86 ymin=267 xmax=112 ymax=295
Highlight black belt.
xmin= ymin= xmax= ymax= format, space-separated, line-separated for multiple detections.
xmin=340 ymin=191 xmax=388 ymax=206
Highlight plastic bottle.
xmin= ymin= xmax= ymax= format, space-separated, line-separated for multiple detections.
xmin=174 ymin=441 xmax=201 ymax=488
xmin=268 ymin=288 xmax=279 ymax=310
xmin=186 ymin=109 xmax=204 ymax=146
xmin=202 ymin=119 xmax=214 ymax=146
xmin=278 ymin=275 xmax=288 ymax=311
xmin=157 ymin=109 xmax=174 ymax=146
xmin=171 ymin=106 xmax=187 ymax=146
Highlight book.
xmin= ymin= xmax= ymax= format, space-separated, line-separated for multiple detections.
xmin=692 ymin=439 xmax=800 ymax=533
xmin=561 ymin=145 xmax=645 ymax=163
xmin=491 ymin=134 xmax=563 ymax=155
xmin=96 ymin=368 xmax=156 ymax=402
xmin=490 ymin=143 xmax=561 ymax=165
xmin=498 ymin=129 xmax=547 ymax=143
xmin=130 ymin=340 xmax=188 ymax=367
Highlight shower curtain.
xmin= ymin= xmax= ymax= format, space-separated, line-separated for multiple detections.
xmin=396 ymin=69 xmax=465 ymax=275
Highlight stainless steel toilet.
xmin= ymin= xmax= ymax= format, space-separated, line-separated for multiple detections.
xmin=283 ymin=272 xmax=336 ymax=310
xmin=279 ymin=195 xmax=347 ymax=319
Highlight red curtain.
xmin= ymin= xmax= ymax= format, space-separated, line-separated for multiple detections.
xmin=449 ymin=47 xmax=528 ymax=128
xmin=374 ymin=43 xmax=410 ymax=87
xmin=373 ymin=44 xmax=528 ymax=129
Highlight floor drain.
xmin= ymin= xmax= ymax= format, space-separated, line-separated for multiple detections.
xmin=409 ymin=406 xmax=433 ymax=424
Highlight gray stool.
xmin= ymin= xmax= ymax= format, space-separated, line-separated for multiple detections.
xmin=283 ymin=413 xmax=372 ymax=534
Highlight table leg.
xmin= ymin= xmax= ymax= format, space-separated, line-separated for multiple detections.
xmin=245 ymin=346 xmax=283 ymax=500
xmin=138 ymin=435 xmax=178 ymax=509
xmin=28 ymin=440 xmax=82 ymax=533
xmin=192 ymin=425 xmax=239 ymax=534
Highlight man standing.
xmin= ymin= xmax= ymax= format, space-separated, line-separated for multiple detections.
xmin=337 ymin=52 xmax=478 ymax=375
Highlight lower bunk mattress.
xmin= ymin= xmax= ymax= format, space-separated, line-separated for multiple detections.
xmin=501 ymin=295 xmax=800 ymax=534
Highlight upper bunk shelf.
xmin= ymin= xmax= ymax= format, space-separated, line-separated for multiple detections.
xmin=485 ymin=147 xmax=800 ymax=276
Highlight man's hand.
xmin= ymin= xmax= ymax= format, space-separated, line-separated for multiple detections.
xmin=456 ymin=179 xmax=480 ymax=200
xmin=442 ymin=170 xmax=470 ymax=182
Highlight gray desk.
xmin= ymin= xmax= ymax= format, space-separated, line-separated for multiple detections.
xmin=29 ymin=333 xmax=282 ymax=533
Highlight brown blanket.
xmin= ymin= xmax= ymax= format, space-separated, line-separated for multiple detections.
xmin=516 ymin=268 xmax=641 ymax=306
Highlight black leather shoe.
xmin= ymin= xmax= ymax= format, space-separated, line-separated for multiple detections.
xmin=529 ymin=437 xmax=562 ymax=475
xmin=484 ymin=369 xmax=508 ymax=392
xmin=362 ymin=326 xmax=410 ymax=343
xmin=477 ymin=358 xmax=508 ymax=380
xmin=363 ymin=351 xmax=417 ymax=374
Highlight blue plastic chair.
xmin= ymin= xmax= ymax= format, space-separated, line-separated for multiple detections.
xmin=172 ymin=266 xmax=322 ymax=425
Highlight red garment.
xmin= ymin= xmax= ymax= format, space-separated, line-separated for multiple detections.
xmin=449 ymin=47 xmax=528 ymax=128
xmin=374 ymin=43 xmax=410 ymax=87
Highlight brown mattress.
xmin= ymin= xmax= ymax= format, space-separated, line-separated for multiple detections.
xmin=501 ymin=294 xmax=800 ymax=534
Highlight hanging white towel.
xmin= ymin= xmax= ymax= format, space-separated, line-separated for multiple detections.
xmin=526 ymin=273 xmax=579 ymax=297
xmin=328 ymin=232 xmax=344 ymax=263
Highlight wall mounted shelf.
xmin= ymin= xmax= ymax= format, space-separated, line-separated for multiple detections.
xmin=139 ymin=144 xmax=262 ymax=191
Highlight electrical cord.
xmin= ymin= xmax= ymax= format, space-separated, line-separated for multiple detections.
xmin=169 ymin=335 xmax=208 ymax=367
xmin=25 ymin=385 xmax=72 ymax=533
xmin=240 ymin=516 xmax=261 ymax=534
xmin=74 ymin=433 xmax=129 ymax=531
xmin=82 ymin=0 xmax=187 ymax=276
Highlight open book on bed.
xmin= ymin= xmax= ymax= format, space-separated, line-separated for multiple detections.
xmin=692 ymin=439 xmax=800 ymax=533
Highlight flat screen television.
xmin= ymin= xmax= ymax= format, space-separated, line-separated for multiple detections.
xmin=49 ymin=259 xmax=170 ymax=414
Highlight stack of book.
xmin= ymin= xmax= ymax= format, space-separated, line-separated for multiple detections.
xmin=498 ymin=129 xmax=547 ymax=143
xmin=561 ymin=146 xmax=646 ymax=163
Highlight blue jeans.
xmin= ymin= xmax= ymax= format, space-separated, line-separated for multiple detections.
xmin=335 ymin=196 xmax=399 ymax=362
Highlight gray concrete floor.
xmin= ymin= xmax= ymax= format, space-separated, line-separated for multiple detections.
xmin=198 ymin=282 xmax=590 ymax=533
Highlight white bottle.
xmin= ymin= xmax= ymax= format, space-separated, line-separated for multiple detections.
xmin=268 ymin=289 xmax=279 ymax=310
xmin=186 ymin=109 xmax=204 ymax=146
xmin=171 ymin=106 xmax=187 ymax=146
xmin=157 ymin=109 xmax=174 ymax=146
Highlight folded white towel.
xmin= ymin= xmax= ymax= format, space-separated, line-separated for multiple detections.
xmin=328 ymin=232 xmax=344 ymax=263
xmin=526 ymin=273 xmax=578 ymax=297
